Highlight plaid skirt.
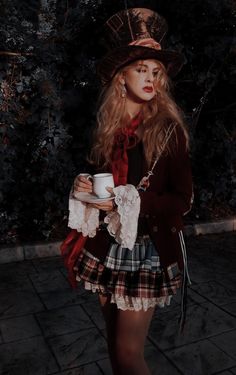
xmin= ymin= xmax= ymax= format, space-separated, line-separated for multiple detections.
xmin=74 ymin=235 xmax=182 ymax=311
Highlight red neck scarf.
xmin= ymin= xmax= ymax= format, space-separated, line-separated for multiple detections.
xmin=111 ymin=112 xmax=142 ymax=186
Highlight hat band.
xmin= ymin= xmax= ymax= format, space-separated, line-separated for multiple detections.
xmin=129 ymin=38 xmax=161 ymax=51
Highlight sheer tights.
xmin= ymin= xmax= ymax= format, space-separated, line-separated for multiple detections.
xmin=98 ymin=293 xmax=155 ymax=375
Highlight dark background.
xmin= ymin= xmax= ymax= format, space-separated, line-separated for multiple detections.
xmin=0 ymin=0 xmax=235 ymax=244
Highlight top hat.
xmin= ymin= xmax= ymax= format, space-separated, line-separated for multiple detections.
xmin=97 ymin=8 xmax=185 ymax=85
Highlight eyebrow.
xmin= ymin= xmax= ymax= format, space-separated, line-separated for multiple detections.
xmin=137 ymin=63 xmax=159 ymax=71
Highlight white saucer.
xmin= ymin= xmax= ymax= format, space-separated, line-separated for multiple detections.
xmin=73 ymin=192 xmax=115 ymax=204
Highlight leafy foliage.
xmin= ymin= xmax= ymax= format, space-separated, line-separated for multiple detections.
xmin=0 ymin=0 xmax=235 ymax=244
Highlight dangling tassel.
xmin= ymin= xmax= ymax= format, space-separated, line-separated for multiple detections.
xmin=179 ymin=230 xmax=192 ymax=285
xmin=179 ymin=266 xmax=188 ymax=333
xmin=178 ymin=230 xmax=192 ymax=333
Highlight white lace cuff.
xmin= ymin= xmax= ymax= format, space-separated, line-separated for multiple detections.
xmin=104 ymin=184 xmax=140 ymax=250
xmin=68 ymin=190 xmax=99 ymax=237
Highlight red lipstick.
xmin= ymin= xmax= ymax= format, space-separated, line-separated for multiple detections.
xmin=143 ymin=86 xmax=153 ymax=93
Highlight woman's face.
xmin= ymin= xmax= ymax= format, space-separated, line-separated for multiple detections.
xmin=122 ymin=59 xmax=160 ymax=103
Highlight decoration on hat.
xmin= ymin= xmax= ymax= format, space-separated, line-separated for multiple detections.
xmin=97 ymin=8 xmax=185 ymax=85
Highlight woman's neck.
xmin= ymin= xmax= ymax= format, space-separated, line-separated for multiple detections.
xmin=125 ymin=97 xmax=143 ymax=119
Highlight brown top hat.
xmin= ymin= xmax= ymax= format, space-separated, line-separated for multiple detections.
xmin=97 ymin=8 xmax=185 ymax=85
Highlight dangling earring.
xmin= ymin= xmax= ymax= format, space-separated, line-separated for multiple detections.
xmin=121 ymin=84 xmax=126 ymax=98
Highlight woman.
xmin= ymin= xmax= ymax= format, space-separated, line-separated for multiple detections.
xmin=64 ymin=8 xmax=193 ymax=375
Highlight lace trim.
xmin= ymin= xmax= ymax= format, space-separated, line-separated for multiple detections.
xmin=104 ymin=184 xmax=140 ymax=250
xmin=79 ymin=279 xmax=172 ymax=311
xmin=68 ymin=190 xmax=99 ymax=237
xmin=68 ymin=184 xmax=140 ymax=246
xmin=110 ymin=294 xmax=172 ymax=311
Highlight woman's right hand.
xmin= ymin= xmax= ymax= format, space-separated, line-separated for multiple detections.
xmin=73 ymin=175 xmax=93 ymax=193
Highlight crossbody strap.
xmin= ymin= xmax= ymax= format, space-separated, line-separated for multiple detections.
xmin=136 ymin=124 xmax=176 ymax=191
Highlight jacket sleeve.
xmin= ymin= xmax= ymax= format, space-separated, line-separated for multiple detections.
xmin=139 ymin=128 xmax=193 ymax=217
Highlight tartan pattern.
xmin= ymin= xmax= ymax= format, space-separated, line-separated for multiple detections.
xmin=167 ymin=262 xmax=181 ymax=280
xmin=103 ymin=236 xmax=160 ymax=272
xmin=74 ymin=237 xmax=182 ymax=301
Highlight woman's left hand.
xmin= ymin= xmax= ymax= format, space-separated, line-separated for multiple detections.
xmin=89 ymin=187 xmax=115 ymax=212
xmin=90 ymin=200 xmax=114 ymax=212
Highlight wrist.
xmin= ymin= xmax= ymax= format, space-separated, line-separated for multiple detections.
xmin=112 ymin=199 xmax=117 ymax=210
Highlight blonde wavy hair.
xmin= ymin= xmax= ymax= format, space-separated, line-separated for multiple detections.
xmin=89 ymin=59 xmax=189 ymax=168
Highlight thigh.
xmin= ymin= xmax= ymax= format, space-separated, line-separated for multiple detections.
xmin=98 ymin=294 xmax=155 ymax=349
xmin=98 ymin=293 xmax=118 ymax=329
xmin=115 ymin=307 xmax=155 ymax=350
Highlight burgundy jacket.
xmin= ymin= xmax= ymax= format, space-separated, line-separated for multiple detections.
xmin=84 ymin=126 xmax=193 ymax=280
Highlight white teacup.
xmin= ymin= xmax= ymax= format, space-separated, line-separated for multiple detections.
xmin=81 ymin=173 xmax=114 ymax=198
